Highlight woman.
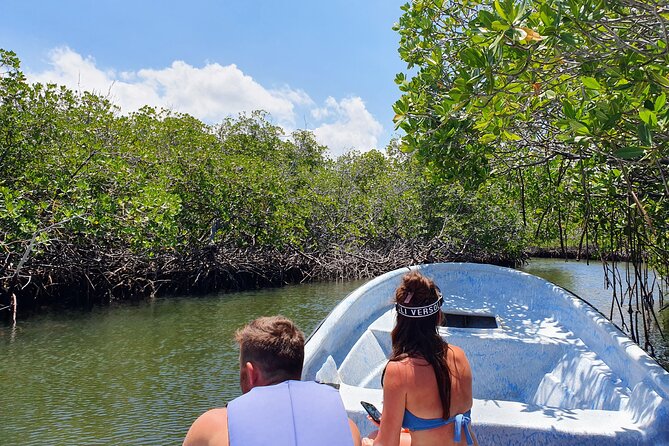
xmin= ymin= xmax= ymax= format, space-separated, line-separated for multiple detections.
xmin=362 ymin=271 xmax=477 ymax=446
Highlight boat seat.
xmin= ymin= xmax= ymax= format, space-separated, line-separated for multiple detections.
xmin=531 ymin=349 xmax=630 ymax=410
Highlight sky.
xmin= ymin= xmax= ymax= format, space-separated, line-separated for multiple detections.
xmin=2 ymin=0 xmax=409 ymax=156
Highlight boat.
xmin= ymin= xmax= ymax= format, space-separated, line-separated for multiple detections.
xmin=302 ymin=263 xmax=669 ymax=445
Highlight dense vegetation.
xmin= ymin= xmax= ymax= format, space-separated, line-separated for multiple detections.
xmin=2 ymin=0 xmax=667 ymax=357
xmin=393 ymin=0 xmax=669 ymax=352
xmin=0 ymin=49 xmax=526 ymax=322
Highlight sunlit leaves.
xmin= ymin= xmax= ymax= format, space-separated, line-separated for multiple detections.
xmin=581 ymin=77 xmax=601 ymax=91
xmin=649 ymin=71 xmax=669 ymax=89
xmin=655 ymin=92 xmax=666 ymax=112
xmin=394 ymin=0 xmax=669 ymax=282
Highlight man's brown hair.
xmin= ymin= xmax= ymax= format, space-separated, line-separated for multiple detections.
xmin=235 ymin=315 xmax=305 ymax=382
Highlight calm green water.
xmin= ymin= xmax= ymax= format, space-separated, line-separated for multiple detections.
xmin=1 ymin=259 xmax=667 ymax=445
xmin=0 ymin=280 xmax=365 ymax=446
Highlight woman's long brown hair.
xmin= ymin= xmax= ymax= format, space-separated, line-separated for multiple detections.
xmin=390 ymin=270 xmax=451 ymax=419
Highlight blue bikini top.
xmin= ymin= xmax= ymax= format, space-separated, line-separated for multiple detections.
xmin=402 ymin=409 xmax=473 ymax=445
xmin=381 ymin=360 xmax=474 ymax=445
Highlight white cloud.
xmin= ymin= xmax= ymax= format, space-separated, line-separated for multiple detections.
xmin=26 ymin=47 xmax=384 ymax=155
xmin=311 ymin=96 xmax=383 ymax=157
xmin=310 ymin=96 xmax=338 ymax=120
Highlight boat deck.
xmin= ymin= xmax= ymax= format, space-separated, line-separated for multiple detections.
xmin=330 ymin=308 xmax=641 ymax=444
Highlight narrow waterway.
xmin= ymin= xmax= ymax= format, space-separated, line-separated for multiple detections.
xmin=0 ymin=260 xmax=666 ymax=445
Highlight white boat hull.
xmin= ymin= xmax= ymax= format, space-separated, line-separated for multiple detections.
xmin=303 ymin=263 xmax=669 ymax=445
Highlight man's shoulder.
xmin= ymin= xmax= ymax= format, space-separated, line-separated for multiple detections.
xmin=196 ymin=407 xmax=228 ymax=423
xmin=183 ymin=408 xmax=228 ymax=446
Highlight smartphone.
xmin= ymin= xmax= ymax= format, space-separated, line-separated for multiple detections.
xmin=360 ymin=401 xmax=382 ymax=424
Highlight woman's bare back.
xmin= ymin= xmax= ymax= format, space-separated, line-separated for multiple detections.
xmin=402 ymin=345 xmax=473 ymax=445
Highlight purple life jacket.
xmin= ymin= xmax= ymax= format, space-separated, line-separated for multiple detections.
xmin=227 ymin=380 xmax=353 ymax=446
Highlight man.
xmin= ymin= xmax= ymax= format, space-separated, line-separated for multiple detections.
xmin=183 ymin=315 xmax=361 ymax=446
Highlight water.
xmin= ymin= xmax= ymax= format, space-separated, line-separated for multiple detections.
xmin=1 ymin=260 xmax=667 ymax=445
xmin=0 ymin=280 xmax=365 ymax=446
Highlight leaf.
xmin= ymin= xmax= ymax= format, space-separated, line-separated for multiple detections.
xmin=492 ymin=21 xmax=509 ymax=31
xmin=540 ymin=4 xmax=555 ymax=26
xmin=639 ymin=108 xmax=657 ymax=126
xmin=581 ymin=77 xmax=601 ymax=90
xmin=478 ymin=10 xmax=496 ymax=27
xmin=506 ymin=82 xmax=523 ymax=93
xmin=562 ymin=100 xmax=576 ymax=119
xmin=614 ymin=147 xmax=645 ymax=159
xmin=399 ymin=143 xmax=415 ymax=153
xmin=479 ymin=133 xmax=497 ymax=143
xmin=393 ymin=98 xmax=409 ymax=114
xmin=460 ymin=48 xmax=484 ymax=67
xmin=613 ymin=78 xmax=632 ymax=90
xmin=543 ymin=90 xmax=556 ymax=99
xmin=569 ymin=120 xmax=590 ymax=135
xmin=503 ymin=130 xmax=522 ymax=141
xmin=494 ymin=0 xmax=508 ymax=21
xmin=637 ymin=122 xmax=653 ymax=146
xmin=655 ymin=93 xmax=666 ymax=111
xmin=489 ymin=32 xmax=505 ymax=50
xmin=649 ymin=71 xmax=669 ymax=88
xmin=559 ymin=33 xmax=577 ymax=46
xmin=519 ymin=27 xmax=544 ymax=42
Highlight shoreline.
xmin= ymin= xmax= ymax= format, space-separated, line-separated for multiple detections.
xmin=2 ymin=242 xmax=639 ymax=322
xmin=1 ymin=239 xmax=524 ymax=322
xmin=525 ymin=247 xmax=633 ymax=262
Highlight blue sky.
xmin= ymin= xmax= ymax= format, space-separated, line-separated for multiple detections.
xmin=2 ymin=0 xmax=408 ymax=156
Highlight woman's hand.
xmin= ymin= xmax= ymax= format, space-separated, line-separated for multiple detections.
xmin=361 ymin=438 xmax=374 ymax=446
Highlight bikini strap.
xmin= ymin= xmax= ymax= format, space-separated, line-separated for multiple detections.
xmin=381 ymin=361 xmax=389 ymax=386
xmin=452 ymin=410 xmax=473 ymax=445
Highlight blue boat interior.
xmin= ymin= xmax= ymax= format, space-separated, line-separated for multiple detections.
xmin=303 ymin=263 xmax=669 ymax=445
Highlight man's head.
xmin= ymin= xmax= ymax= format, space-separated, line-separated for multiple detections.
xmin=235 ymin=315 xmax=305 ymax=393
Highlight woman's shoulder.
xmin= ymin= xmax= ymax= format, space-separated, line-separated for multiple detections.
xmin=386 ymin=357 xmax=413 ymax=372
xmin=447 ymin=343 xmax=467 ymax=357
xmin=383 ymin=359 xmax=409 ymax=390
xmin=390 ymin=355 xmax=433 ymax=370
xmin=446 ymin=343 xmax=473 ymax=373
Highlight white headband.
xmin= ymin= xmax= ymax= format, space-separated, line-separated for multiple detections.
xmin=395 ymin=296 xmax=443 ymax=318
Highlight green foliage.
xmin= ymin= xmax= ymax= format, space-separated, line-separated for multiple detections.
xmin=394 ymin=0 xmax=669 ymax=348
xmin=394 ymin=0 xmax=669 ymax=262
xmin=0 ymin=49 xmax=526 ymax=287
